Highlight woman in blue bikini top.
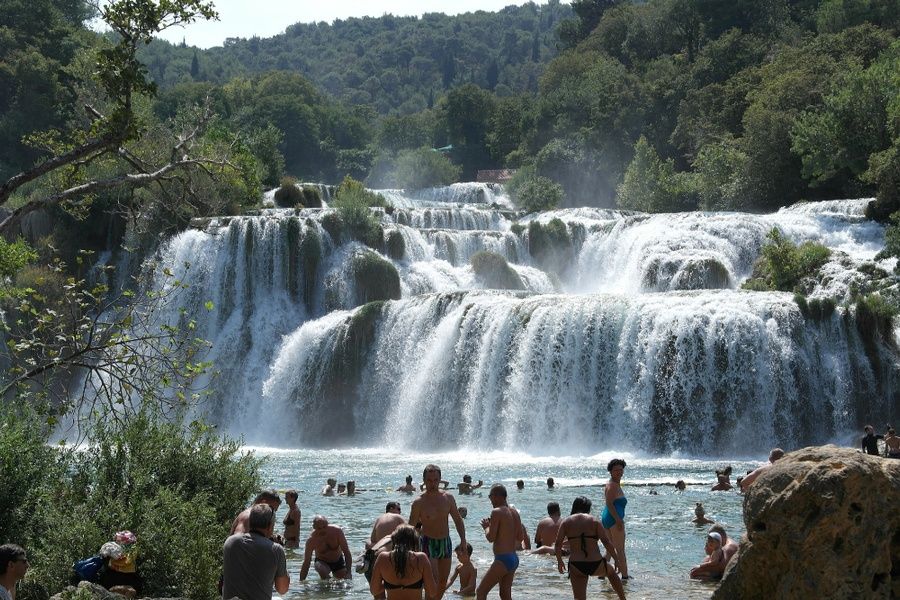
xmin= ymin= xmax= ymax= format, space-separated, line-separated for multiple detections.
xmin=369 ymin=525 xmax=437 ymax=599
xmin=601 ymin=458 xmax=629 ymax=579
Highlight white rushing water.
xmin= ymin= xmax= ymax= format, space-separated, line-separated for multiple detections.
xmin=147 ymin=192 xmax=898 ymax=454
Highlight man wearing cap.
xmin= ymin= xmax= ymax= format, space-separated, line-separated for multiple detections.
xmin=739 ymin=448 xmax=785 ymax=492
xmin=689 ymin=532 xmax=726 ymax=579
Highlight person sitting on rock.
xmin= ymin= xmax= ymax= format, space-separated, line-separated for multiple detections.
xmin=739 ymin=448 xmax=785 ymax=492
xmin=689 ymin=532 xmax=725 ymax=580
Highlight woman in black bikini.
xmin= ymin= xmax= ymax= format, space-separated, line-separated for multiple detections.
xmin=555 ymin=496 xmax=626 ymax=600
xmin=370 ymin=525 xmax=437 ymax=600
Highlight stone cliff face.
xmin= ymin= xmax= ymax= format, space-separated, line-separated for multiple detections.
xmin=713 ymin=446 xmax=900 ymax=600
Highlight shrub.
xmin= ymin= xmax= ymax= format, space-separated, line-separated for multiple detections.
xmin=389 ymin=148 xmax=461 ymax=190
xmin=274 ymin=176 xmax=303 ymax=208
xmin=301 ymin=186 xmax=323 ymax=208
xmin=470 ymin=251 xmax=525 ymax=290
xmin=333 ymin=176 xmax=389 ymax=248
xmin=794 ymin=293 xmax=809 ymax=316
xmin=742 ymin=228 xmax=831 ymax=292
xmin=510 ymin=176 xmax=564 ymax=213
xmin=6 ymin=408 xmax=261 ymax=600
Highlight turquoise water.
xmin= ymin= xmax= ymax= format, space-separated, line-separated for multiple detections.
xmin=256 ymin=448 xmax=760 ymax=600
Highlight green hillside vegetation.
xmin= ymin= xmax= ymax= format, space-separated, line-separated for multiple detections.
xmin=139 ymin=2 xmax=573 ymax=114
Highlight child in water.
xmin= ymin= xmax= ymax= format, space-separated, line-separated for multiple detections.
xmin=444 ymin=542 xmax=476 ymax=596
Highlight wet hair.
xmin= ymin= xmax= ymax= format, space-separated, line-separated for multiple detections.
xmin=386 ymin=501 xmax=401 ymax=513
xmin=489 ymin=483 xmax=507 ymax=498
xmin=607 ymin=458 xmax=627 ymax=472
xmin=327 ymin=478 xmax=337 ymax=486
xmin=695 ymin=502 xmax=705 ymax=516
xmin=254 ymin=489 xmax=282 ymax=506
xmin=516 ymin=479 xmax=524 ymax=489
xmin=571 ymin=496 xmax=592 ymax=514
xmin=286 ymin=489 xmax=298 ymax=502
xmin=463 ymin=474 xmax=472 ymax=483
xmin=722 ymin=466 xmax=732 ymax=476
xmin=405 ymin=475 xmax=413 ymax=484
xmin=709 ymin=524 xmax=728 ymax=542
xmin=454 ymin=542 xmax=473 ymax=556
xmin=546 ymin=477 xmax=554 ymax=487
xmin=390 ymin=525 xmax=420 ymax=578
xmin=675 ymin=480 xmax=686 ymax=490
xmin=547 ymin=501 xmax=560 ymax=516
xmin=249 ymin=503 xmax=274 ymax=531
xmin=423 ymin=464 xmax=442 ymax=480
xmin=0 ymin=544 xmax=26 ymax=575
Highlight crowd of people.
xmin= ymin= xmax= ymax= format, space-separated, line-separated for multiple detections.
xmin=217 ymin=459 xmax=759 ymax=600
xmin=5 ymin=431 xmax=895 ymax=600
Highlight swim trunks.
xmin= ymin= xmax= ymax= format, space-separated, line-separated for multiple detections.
xmin=317 ymin=555 xmax=346 ymax=573
xmin=420 ymin=535 xmax=453 ymax=559
xmin=494 ymin=552 xmax=519 ymax=572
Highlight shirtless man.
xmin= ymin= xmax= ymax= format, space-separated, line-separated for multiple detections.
xmin=231 ymin=490 xmax=282 ymax=535
xmin=409 ymin=464 xmax=466 ymax=600
xmin=885 ymin=427 xmax=900 ymax=458
xmin=739 ymin=448 xmax=785 ymax=492
xmin=476 ymin=484 xmax=521 ymax=600
xmin=371 ymin=502 xmax=406 ymax=543
xmin=397 ymin=475 xmax=417 ymax=493
xmin=457 ymin=475 xmax=483 ymax=495
xmin=532 ymin=502 xmax=563 ymax=555
xmin=299 ymin=515 xmax=352 ymax=580
xmin=322 ymin=478 xmax=337 ymax=496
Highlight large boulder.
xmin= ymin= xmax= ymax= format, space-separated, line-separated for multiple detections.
xmin=713 ymin=446 xmax=900 ymax=600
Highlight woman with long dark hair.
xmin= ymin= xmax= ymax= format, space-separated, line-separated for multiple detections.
xmin=370 ymin=525 xmax=437 ymax=600
xmin=555 ymin=496 xmax=625 ymax=600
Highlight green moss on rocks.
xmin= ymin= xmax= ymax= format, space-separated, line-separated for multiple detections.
xmin=386 ymin=229 xmax=405 ymax=260
xmin=321 ymin=212 xmax=344 ymax=242
xmin=527 ymin=218 xmax=572 ymax=274
xmin=274 ymin=177 xmax=303 ymax=208
xmin=470 ymin=251 xmax=525 ymax=290
xmin=301 ymin=186 xmax=323 ymax=208
xmin=350 ymin=250 xmax=401 ymax=305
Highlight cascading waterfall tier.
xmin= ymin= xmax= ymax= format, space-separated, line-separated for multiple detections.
xmin=148 ymin=192 xmax=897 ymax=454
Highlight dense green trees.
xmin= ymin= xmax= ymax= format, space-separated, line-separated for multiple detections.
xmin=139 ymin=2 xmax=572 ymax=114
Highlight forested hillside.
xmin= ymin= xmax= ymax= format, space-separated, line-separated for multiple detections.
xmin=139 ymin=1 xmax=573 ymax=114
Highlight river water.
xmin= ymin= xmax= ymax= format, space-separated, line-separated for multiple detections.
xmin=257 ymin=447 xmax=761 ymax=600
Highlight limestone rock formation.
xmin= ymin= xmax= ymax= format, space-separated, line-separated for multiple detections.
xmin=713 ymin=446 xmax=900 ymax=599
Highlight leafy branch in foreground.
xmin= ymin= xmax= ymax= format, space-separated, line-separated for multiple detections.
xmin=1 ymin=253 xmax=213 ymax=438
xmin=0 ymin=0 xmax=220 ymax=235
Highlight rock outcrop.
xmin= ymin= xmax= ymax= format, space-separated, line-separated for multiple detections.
xmin=49 ymin=582 xmax=184 ymax=600
xmin=713 ymin=446 xmax=900 ymax=600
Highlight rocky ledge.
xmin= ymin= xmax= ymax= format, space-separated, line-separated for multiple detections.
xmin=713 ymin=446 xmax=900 ymax=599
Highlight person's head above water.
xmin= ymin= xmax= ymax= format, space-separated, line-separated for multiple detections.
xmin=547 ymin=501 xmax=560 ymax=516
xmin=675 ymin=480 xmax=686 ymax=491
xmin=546 ymin=477 xmax=555 ymax=488
xmin=571 ymin=496 xmax=592 ymax=515
xmin=516 ymin=479 xmax=524 ymax=490
xmin=463 ymin=474 xmax=472 ymax=483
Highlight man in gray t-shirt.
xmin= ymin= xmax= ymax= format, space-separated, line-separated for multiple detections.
xmin=223 ymin=504 xmax=289 ymax=600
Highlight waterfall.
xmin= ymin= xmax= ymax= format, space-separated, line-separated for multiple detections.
xmin=145 ymin=192 xmax=898 ymax=454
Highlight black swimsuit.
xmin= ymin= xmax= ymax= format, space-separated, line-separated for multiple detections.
xmin=383 ymin=579 xmax=424 ymax=589
xmin=567 ymin=532 xmax=606 ymax=577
